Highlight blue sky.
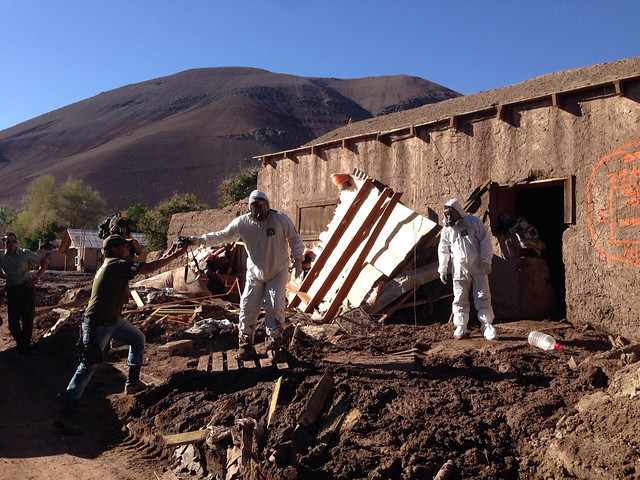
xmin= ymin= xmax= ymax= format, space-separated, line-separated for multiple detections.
xmin=1 ymin=0 xmax=638 ymax=131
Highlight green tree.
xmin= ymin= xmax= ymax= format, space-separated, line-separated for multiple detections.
xmin=56 ymin=177 xmax=105 ymax=228
xmin=20 ymin=174 xmax=57 ymax=231
xmin=218 ymin=167 xmax=259 ymax=208
xmin=138 ymin=194 xmax=208 ymax=251
xmin=9 ymin=175 xmax=105 ymax=246
xmin=21 ymin=221 xmax=66 ymax=250
xmin=125 ymin=203 xmax=150 ymax=231
xmin=0 ymin=204 xmax=16 ymax=235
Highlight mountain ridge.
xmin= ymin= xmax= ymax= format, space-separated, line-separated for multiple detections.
xmin=0 ymin=67 xmax=460 ymax=211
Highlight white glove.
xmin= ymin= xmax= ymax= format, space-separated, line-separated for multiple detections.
xmin=293 ymin=259 xmax=303 ymax=278
xmin=440 ymin=272 xmax=448 ymax=284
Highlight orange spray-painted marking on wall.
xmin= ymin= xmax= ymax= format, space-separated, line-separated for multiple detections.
xmin=587 ymin=142 xmax=640 ymax=268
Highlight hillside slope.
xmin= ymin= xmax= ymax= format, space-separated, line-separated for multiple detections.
xmin=0 ymin=67 xmax=459 ymax=210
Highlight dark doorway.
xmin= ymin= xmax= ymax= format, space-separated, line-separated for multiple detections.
xmin=514 ymin=185 xmax=568 ymax=318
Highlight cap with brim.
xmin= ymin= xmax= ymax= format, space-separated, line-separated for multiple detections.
xmin=103 ymin=234 xmax=128 ymax=250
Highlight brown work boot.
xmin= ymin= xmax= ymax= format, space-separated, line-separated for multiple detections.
xmin=124 ymin=379 xmax=148 ymax=395
xmin=266 ymin=335 xmax=286 ymax=363
xmin=235 ymin=344 xmax=257 ymax=361
xmin=124 ymin=366 xmax=148 ymax=395
xmin=53 ymin=398 xmax=83 ymax=435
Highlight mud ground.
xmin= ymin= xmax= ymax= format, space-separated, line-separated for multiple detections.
xmin=1 ymin=270 xmax=639 ymax=480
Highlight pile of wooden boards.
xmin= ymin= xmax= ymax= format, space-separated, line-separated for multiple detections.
xmin=287 ymin=172 xmax=440 ymax=322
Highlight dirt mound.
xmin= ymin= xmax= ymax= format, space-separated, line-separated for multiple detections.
xmin=1 ymin=271 xmax=639 ymax=479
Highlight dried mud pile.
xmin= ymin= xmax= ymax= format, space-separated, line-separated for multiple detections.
xmin=5 ymin=272 xmax=640 ymax=479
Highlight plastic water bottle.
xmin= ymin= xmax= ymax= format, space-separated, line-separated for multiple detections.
xmin=528 ymin=331 xmax=562 ymax=351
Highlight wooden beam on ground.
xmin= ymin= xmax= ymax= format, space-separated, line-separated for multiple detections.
xmin=304 ymin=187 xmax=394 ymax=313
xmin=297 ymin=372 xmax=334 ymax=428
xmin=267 ymin=376 xmax=282 ymax=428
xmin=323 ymin=191 xmax=401 ymax=322
xmin=162 ymin=429 xmax=209 ymax=447
xmin=323 ymin=351 xmax=416 ymax=371
xmin=197 ymin=355 xmax=210 ymax=372
xmin=290 ymin=178 xmax=374 ymax=308
xmin=130 ymin=290 xmax=144 ymax=308
xmin=378 ymin=289 xmax=415 ymax=324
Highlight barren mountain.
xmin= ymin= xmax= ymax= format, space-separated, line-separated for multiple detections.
xmin=0 ymin=67 xmax=459 ymax=211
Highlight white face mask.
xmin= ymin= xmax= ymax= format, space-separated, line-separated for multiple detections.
xmin=250 ymin=200 xmax=269 ymax=221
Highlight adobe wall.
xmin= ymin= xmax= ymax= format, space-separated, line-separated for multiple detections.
xmin=167 ymin=200 xmax=248 ymax=247
xmin=258 ymin=81 xmax=640 ymax=339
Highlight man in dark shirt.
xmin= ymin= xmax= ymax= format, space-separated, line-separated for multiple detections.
xmin=0 ymin=232 xmax=49 ymax=356
xmin=54 ymin=234 xmax=186 ymax=434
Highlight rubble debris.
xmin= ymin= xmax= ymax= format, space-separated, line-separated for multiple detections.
xmin=163 ymin=429 xmax=210 ymax=447
xmin=130 ymin=289 xmax=145 ymax=308
xmin=158 ymin=339 xmax=194 ymax=357
xmin=288 ymin=174 xmax=439 ymax=322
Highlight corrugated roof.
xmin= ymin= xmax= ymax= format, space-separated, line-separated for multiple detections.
xmin=63 ymin=229 xmax=147 ymax=250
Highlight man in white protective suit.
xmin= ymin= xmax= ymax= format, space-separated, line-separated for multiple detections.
xmin=438 ymin=198 xmax=497 ymax=340
xmin=189 ymin=190 xmax=304 ymax=360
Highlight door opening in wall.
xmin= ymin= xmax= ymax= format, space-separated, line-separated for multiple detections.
xmin=494 ymin=178 xmax=573 ymax=320
xmin=515 ymin=184 xmax=567 ymax=318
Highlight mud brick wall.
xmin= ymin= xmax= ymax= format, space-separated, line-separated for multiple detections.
xmin=257 ymin=71 xmax=640 ymax=340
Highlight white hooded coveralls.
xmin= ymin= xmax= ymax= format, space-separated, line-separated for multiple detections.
xmin=199 ymin=191 xmax=304 ymax=343
xmin=437 ymin=199 xmax=495 ymax=338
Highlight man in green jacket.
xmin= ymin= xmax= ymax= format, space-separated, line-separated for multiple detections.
xmin=54 ymin=234 xmax=186 ymax=434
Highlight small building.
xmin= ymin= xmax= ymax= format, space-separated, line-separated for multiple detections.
xmin=59 ymin=229 xmax=147 ymax=272
xmin=253 ymin=57 xmax=640 ymax=340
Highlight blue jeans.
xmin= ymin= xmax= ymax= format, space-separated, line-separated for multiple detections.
xmin=65 ymin=316 xmax=145 ymax=400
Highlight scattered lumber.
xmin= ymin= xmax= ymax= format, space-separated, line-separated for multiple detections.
xmin=162 ymin=429 xmax=209 ymax=447
xmin=298 ymin=372 xmax=334 ymax=428
xmin=322 ymin=350 xmax=416 ymax=371
xmin=267 ymin=377 xmax=282 ymax=428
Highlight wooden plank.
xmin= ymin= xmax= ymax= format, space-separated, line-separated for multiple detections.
xmin=304 ymin=187 xmax=394 ymax=313
xmin=564 ymin=175 xmax=575 ymax=224
xmin=197 ymin=355 xmax=210 ymax=372
xmin=323 ymin=192 xmax=401 ymax=321
xmin=298 ymin=372 xmax=334 ymax=427
xmin=289 ymin=178 xmax=374 ymax=308
xmin=259 ymin=358 xmax=272 ymax=368
xmin=323 ymin=352 xmax=415 ymax=371
xmin=267 ymin=376 xmax=282 ymax=428
xmin=226 ymin=352 xmax=239 ymax=371
xmin=211 ymin=351 xmax=224 ymax=372
xmin=130 ymin=290 xmax=144 ymax=308
xmin=367 ymin=262 xmax=439 ymax=314
xmin=276 ymin=362 xmax=289 ymax=370
xmin=241 ymin=357 xmax=259 ymax=369
xmin=378 ymin=290 xmax=415 ymax=324
xmin=162 ymin=470 xmax=181 ymax=480
xmin=162 ymin=429 xmax=209 ymax=447
xmin=158 ymin=339 xmax=193 ymax=357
